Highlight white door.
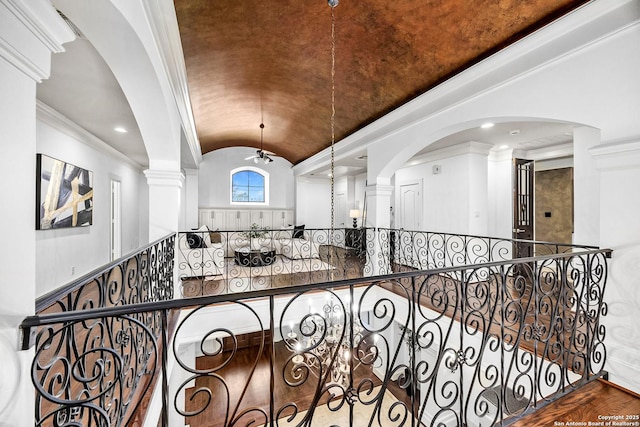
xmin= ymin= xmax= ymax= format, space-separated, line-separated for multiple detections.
xmin=398 ymin=180 xmax=422 ymax=230
xmin=110 ymin=180 xmax=122 ymax=261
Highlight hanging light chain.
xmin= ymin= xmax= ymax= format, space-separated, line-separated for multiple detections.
xmin=329 ymin=1 xmax=336 ymax=242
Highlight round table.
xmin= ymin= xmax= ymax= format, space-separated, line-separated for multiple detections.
xmin=234 ymin=247 xmax=276 ymax=267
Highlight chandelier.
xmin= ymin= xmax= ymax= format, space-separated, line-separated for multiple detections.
xmin=285 ymin=292 xmax=375 ymax=393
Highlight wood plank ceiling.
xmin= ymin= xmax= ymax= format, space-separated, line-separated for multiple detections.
xmin=175 ymin=0 xmax=588 ymax=165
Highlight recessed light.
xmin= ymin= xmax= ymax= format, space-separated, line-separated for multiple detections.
xmin=114 ymin=127 xmax=127 ymax=133
xmin=481 ymin=122 xmax=495 ymax=129
xmin=499 ymin=144 xmax=509 ymax=149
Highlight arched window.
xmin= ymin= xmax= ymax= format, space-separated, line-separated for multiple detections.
xmin=230 ymin=167 xmax=269 ymax=204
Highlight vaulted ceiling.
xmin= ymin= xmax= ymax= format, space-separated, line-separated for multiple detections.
xmin=174 ymin=0 xmax=588 ymax=165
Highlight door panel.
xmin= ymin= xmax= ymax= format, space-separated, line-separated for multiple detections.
xmin=110 ymin=180 xmax=121 ymax=261
xmin=513 ymin=158 xmax=534 ymax=258
xmin=399 ymin=181 xmax=422 ymax=231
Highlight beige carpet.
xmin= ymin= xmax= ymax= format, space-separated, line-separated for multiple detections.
xmin=210 ymin=255 xmax=335 ymax=279
xmin=260 ymin=387 xmax=418 ymax=427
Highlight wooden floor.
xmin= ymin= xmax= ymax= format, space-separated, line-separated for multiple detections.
xmin=183 ymin=338 xmax=640 ymax=427
xmin=512 ymin=380 xmax=640 ymax=427
xmin=183 ymin=341 xmax=401 ymax=427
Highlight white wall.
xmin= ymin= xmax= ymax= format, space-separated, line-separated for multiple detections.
xmin=138 ymin=172 xmax=150 ymax=245
xmin=198 ymin=147 xmax=294 ymax=209
xmin=355 ymin=173 xmax=367 ymax=226
xmin=573 ymin=126 xmax=601 ymax=246
xmin=35 ymin=116 xmax=146 ymax=297
xmin=184 ymin=169 xmax=199 ymax=229
xmin=296 ymin=177 xmax=331 ymax=228
xmin=593 ymin=140 xmax=640 ymax=394
xmin=394 ymin=145 xmax=490 ymax=235
xmin=487 ymin=150 xmax=513 ymax=239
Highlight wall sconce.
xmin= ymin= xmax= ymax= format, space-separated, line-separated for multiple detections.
xmin=349 ymin=209 xmax=360 ymax=228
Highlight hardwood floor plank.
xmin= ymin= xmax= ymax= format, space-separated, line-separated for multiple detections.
xmin=184 ymin=340 xmax=388 ymax=427
xmin=510 ymin=380 xmax=640 ymax=427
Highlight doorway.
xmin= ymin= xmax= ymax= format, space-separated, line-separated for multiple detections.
xmin=398 ymin=180 xmax=422 ymax=231
xmin=110 ymin=179 xmax=122 ymax=261
xmin=513 ymin=159 xmax=574 ymax=257
xmin=534 ymin=167 xmax=574 ymax=255
xmin=513 ymin=159 xmax=534 ymax=258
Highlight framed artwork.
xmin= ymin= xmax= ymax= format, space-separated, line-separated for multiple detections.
xmin=36 ymin=154 xmax=94 ymax=230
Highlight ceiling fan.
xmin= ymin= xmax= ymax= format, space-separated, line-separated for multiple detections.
xmin=245 ymin=123 xmax=276 ymax=164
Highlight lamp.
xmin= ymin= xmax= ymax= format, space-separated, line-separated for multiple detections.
xmin=349 ymin=209 xmax=360 ymax=228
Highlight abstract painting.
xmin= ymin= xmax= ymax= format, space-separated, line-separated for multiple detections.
xmin=36 ymin=154 xmax=94 ymax=230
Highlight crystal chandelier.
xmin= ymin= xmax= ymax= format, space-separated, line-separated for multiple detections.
xmin=285 ymin=293 xmax=372 ymax=392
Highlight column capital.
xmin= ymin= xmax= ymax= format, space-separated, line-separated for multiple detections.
xmin=183 ymin=168 xmax=199 ymax=177
xmin=365 ymin=183 xmax=394 ymax=198
xmin=143 ymin=169 xmax=185 ymax=188
xmin=0 ymin=0 xmax=75 ymax=81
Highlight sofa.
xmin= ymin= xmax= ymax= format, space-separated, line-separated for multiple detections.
xmin=218 ymin=227 xmax=321 ymax=260
xmin=177 ymin=225 xmax=321 ymax=278
xmin=176 ymin=226 xmax=224 ymax=278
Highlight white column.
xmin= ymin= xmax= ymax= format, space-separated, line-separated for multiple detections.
xmin=573 ymin=126 xmax=601 ymax=246
xmin=184 ymin=168 xmax=199 ymax=230
xmin=466 ymin=143 xmax=491 ymax=236
xmin=364 ymin=183 xmax=393 ymax=275
xmin=365 ymin=183 xmax=393 ymax=229
xmin=0 ymin=0 xmax=74 ymax=423
xmin=0 ymin=56 xmax=37 ymax=427
xmin=488 ymin=149 xmax=514 ymax=239
xmin=592 ymin=139 xmax=640 ymax=394
xmin=144 ymin=169 xmax=183 ymax=299
xmin=144 ymin=169 xmax=184 ymax=240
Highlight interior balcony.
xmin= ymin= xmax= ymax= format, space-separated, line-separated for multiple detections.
xmin=21 ymin=227 xmax=629 ymax=427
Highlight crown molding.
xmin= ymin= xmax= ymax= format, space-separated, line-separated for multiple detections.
xmin=591 ymin=139 xmax=640 ymax=171
xmin=489 ymin=148 xmax=514 ymax=163
xmin=0 ymin=0 xmax=74 ymax=81
xmin=525 ymin=142 xmax=573 ymax=161
xmin=141 ymin=0 xmax=201 ymax=167
xmin=404 ymin=141 xmax=493 ymax=168
xmin=0 ymin=37 xmax=47 ymax=82
xmin=36 ymin=100 xmax=143 ymax=170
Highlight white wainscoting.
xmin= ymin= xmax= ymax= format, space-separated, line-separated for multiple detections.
xmin=198 ymin=208 xmax=295 ymax=230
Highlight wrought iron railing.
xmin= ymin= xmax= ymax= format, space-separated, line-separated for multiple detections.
xmin=26 ymin=233 xmax=175 ymax=427
xmin=21 ymin=242 xmax=610 ymax=427
xmin=379 ymin=228 xmax=597 ymax=270
xmin=176 ymin=227 xmax=370 ymax=297
xmin=175 ymin=227 xmax=597 ymax=297
xmin=36 ymin=233 xmax=176 ymax=315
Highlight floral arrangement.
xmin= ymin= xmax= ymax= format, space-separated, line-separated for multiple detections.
xmin=242 ymin=223 xmax=268 ymax=239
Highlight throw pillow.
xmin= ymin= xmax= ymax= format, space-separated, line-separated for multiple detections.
xmin=293 ymin=224 xmax=305 ymax=239
xmin=209 ymin=230 xmax=222 ymax=244
xmin=186 ymin=232 xmax=207 ymax=249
